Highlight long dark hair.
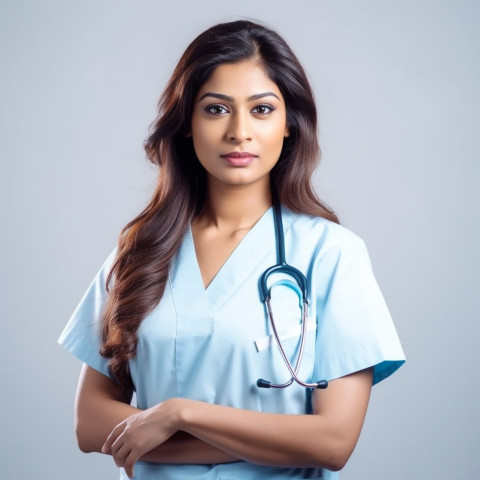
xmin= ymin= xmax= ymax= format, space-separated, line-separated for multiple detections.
xmin=100 ymin=20 xmax=338 ymax=393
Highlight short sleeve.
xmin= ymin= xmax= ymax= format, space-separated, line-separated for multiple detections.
xmin=58 ymin=249 xmax=117 ymax=378
xmin=312 ymin=230 xmax=405 ymax=386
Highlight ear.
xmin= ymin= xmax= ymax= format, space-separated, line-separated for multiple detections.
xmin=284 ymin=125 xmax=290 ymax=138
xmin=185 ymin=129 xmax=192 ymax=138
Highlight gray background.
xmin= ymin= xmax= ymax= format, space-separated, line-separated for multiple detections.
xmin=1 ymin=1 xmax=478 ymax=479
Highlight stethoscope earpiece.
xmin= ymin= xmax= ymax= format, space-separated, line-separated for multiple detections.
xmin=257 ymin=379 xmax=272 ymax=388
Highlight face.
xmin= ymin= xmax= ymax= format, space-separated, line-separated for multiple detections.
xmin=190 ymin=59 xmax=289 ymax=190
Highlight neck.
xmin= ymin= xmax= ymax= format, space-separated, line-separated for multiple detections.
xmin=198 ymin=177 xmax=273 ymax=230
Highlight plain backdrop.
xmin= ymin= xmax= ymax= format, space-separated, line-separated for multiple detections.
xmin=1 ymin=1 xmax=479 ymax=479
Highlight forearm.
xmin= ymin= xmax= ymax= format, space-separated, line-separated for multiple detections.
xmin=176 ymin=369 xmax=373 ymax=471
xmin=78 ymin=399 xmax=237 ymax=463
xmin=178 ymin=402 xmax=341 ymax=470
xmin=141 ymin=431 xmax=238 ymax=464
xmin=75 ymin=365 xmax=238 ymax=464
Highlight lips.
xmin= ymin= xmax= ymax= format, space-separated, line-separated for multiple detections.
xmin=220 ymin=151 xmax=257 ymax=167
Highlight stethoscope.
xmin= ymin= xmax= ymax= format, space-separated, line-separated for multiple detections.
xmin=256 ymin=203 xmax=328 ymax=390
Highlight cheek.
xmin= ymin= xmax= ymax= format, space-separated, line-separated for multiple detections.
xmin=262 ymin=121 xmax=288 ymax=152
xmin=191 ymin=122 xmax=221 ymax=156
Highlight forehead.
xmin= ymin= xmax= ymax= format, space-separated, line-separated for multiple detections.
xmin=197 ymin=60 xmax=283 ymax=100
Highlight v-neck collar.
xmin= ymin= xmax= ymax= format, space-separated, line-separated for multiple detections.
xmin=171 ymin=206 xmax=297 ymax=312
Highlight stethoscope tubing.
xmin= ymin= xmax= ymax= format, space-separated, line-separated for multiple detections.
xmin=257 ymin=203 xmax=328 ymax=390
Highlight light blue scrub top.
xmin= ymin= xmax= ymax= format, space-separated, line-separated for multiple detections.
xmin=59 ymin=207 xmax=405 ymax=480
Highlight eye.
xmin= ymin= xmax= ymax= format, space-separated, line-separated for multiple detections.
xmin=251 ymin=104 xmax=275 ymax=115
xmin=205 ymin=104 xmax=229 ymax=115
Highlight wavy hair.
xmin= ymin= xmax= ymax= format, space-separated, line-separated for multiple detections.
xmin=100 ymin=20 xmax=339 ymax=393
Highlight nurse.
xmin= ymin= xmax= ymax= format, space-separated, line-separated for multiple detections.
xmin=59 ymin=20 xmax=405 ymax=480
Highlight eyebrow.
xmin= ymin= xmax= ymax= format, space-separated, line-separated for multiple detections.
xmin=198 ymin=91 xmax=280 ymax=102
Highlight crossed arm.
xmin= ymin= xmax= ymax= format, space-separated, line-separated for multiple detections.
xmin=75 ymin=364 xmax=373 ymax=479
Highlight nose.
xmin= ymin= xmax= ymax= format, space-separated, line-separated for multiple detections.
xmin=226 ymin=111 xmax=252 ymax=143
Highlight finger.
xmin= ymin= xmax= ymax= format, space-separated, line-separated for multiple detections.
xmin=102 ymin=424 xmax=123 ymax=454
xmin=110 ymin=432 xmax=128 ymax=460
xmin=123 ymin=449 xmax=139 ymax=479
xmin=112 ymin=440 xmax=132 ymax=469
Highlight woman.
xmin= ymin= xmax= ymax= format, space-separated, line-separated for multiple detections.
xmin=59 ymin=20 xmax=405 ymax=480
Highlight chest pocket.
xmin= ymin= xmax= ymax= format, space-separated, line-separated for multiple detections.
xmin=254 ymin=317 xmax=317 ymax=353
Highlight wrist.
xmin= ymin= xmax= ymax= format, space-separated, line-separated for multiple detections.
xmin=162 ymin=397 xmax=192 ymax=433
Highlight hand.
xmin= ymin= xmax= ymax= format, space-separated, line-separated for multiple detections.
xmin=101 ymin=399 xmax=180 ymax=478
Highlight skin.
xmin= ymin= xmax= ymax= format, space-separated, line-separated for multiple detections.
xmin=75 ymin=59 xmax=374 ymax=478
xmin=188 ymin=60 xmax=290 ymax=287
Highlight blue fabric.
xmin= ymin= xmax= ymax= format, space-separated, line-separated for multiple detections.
xmin=59 ymin=207 xmax=405 ymax=479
